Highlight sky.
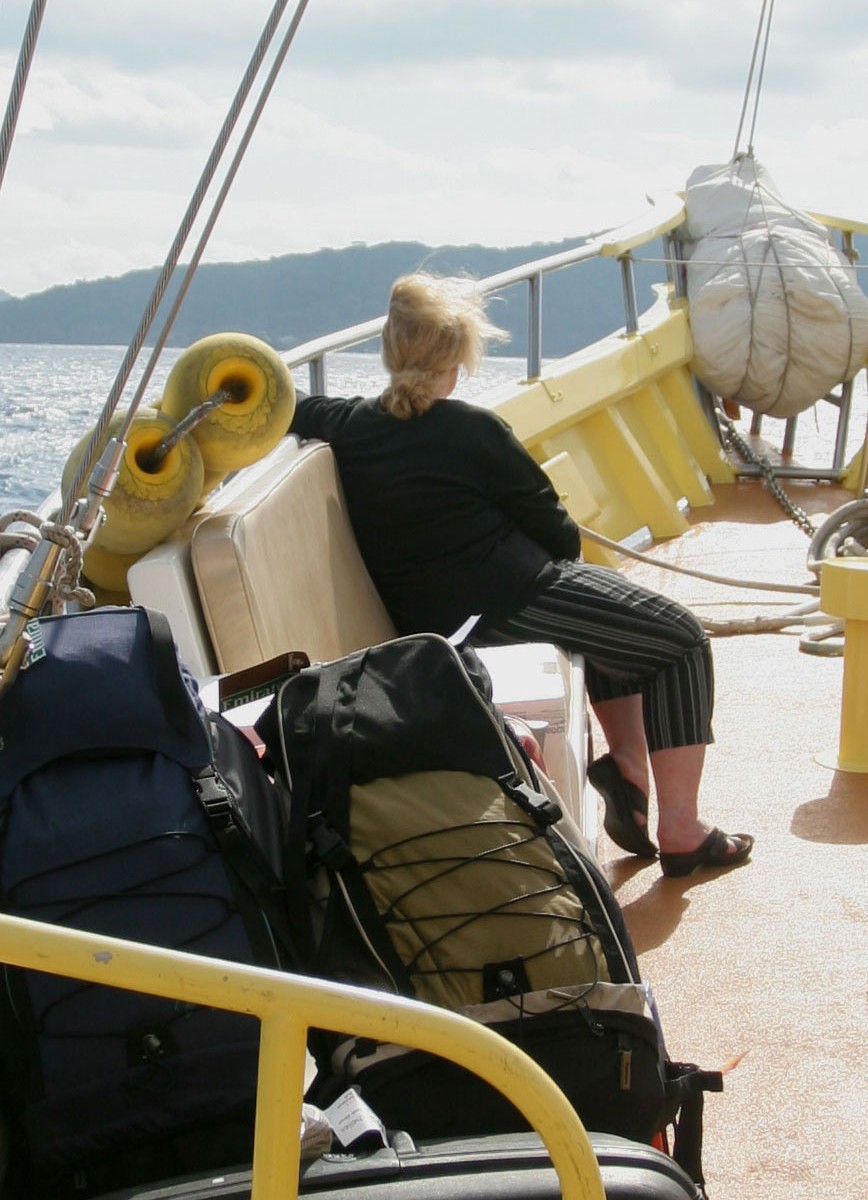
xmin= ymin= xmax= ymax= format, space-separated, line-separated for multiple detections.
xmin=1 ymin=0 xmax=867 ymax=298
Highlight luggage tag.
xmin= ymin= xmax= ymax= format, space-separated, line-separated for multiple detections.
xmin=218 ymin=650 xmax=310 ymax=711
xmin=323 ymin=1086 xmax=388 ymax=1153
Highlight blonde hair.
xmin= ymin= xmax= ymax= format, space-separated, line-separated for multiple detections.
xmin=380 ymin=272 xmax=508 ymax=418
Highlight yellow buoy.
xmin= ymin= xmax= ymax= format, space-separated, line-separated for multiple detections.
xmin=160 ymin=332 xmax=295 ymax=473
xmin=62 ymin=407 xmax=205 ymax=556
xmin=81 ymin=543 xmax=143 ymax=598
xmin=199 ymin=468 xmax=229 ymax=504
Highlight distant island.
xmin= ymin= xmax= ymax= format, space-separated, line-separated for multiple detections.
xmin=0 ymin=238 xmax=673 ymax=359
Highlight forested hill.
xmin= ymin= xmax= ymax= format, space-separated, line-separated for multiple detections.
xmin=0 ymin=238 xmax=671 ymax=358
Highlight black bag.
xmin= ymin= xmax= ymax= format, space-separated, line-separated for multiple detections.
xmin=0 ymin=606 xmax=298 ymax=1198
xmin=255 ymin=633 xmax=721 ymax=1194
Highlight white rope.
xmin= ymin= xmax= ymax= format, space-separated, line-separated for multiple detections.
xmin=576 ymin=520 xmax=852 ymax=652
xmin=577 ymin=523 xmax=819 ymax=596
xmin=0 ymin=509 xmax=41 ymax=553
xmin=0 ymin=512 xmax=94 ymax=611
xmin=40 ymin=523 xmax=94 ymax=611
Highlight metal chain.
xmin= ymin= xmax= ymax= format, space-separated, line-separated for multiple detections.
xmin=717 ymin=411 xmax=817 ymax=537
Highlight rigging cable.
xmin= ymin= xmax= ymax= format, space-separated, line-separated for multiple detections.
xmin=0 ymin=0 xmax=47 ymax=194
xmin=60 ymin=0 xmax=311 ymax=528
xmin=0 ymin=0 xmax=312 ymax=690
xmin=732 ymin=0 xmax=776 ymax=160
xmin=127 ymin=0 xmax=312 ymax=431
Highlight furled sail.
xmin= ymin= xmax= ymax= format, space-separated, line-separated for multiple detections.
xmin=683 ymin=156 xmax=868 ymax=418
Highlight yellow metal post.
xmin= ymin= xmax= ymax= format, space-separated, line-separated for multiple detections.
xmin=819 ymin=557 xmax=868 ymax=772
xmin=0 ymin=914 xmax=606 ymax=1200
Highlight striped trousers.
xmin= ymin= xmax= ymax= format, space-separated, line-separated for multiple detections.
xmin=471 ymin=560 xmax=714 ymax=753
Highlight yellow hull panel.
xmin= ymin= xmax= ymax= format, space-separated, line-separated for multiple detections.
xmin=484 ymin=290 xmax=735 ymax=550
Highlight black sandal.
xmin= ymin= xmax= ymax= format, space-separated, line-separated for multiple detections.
xmin=587 ymin=754 xmax=658 ymax=858
xmin=660 ymin=828 xmax=754 ymax=878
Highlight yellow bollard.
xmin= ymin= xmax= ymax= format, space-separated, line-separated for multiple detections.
xmin=819 ymin=557 xmax=868 ymax=772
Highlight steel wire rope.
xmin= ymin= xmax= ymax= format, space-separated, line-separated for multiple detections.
xmin=128 ymin=0 xmax=312 ymax=439
xmin=732 ymin=0 xmax=775 ymax=161
xmin=0 ymin=0 xmax=311 ymax=689
xmin=59 ymin=0 xmax=310 ymax=528
xmin=0 ymin=0 xmax=47 ymax=194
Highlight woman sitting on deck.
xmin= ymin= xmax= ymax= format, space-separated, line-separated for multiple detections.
xmin=290 ymin=271 xmax=753 ymax=878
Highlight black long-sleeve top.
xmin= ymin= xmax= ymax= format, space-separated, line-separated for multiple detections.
xmin=291 ymin=394 xmax=581 ymax=637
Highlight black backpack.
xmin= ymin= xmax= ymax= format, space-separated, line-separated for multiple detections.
xmin=0 ymin=606 xmax=298 ymax=1198
xmin=254 ymin=632 xmax=722 ymax=1194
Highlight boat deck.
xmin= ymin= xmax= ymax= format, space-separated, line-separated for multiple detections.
xmin=593 ymin=477 xmax=868 ymax=1199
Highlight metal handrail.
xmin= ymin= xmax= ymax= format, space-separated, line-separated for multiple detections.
xmin=282 ymin=193 xmax=688 ymax=393
xmin=0 ymin=912 xmax=606 ymax=1200
xmin=279 ymin=195 xmax=868 ymax=490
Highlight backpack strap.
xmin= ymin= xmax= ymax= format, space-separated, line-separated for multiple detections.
xmin=193 ymin=715 xmax=306 ymax=969
xmin=192 ymin=759 xmax=298 ymax=969
xmin=142 ymin=608 xmax=203 ymax=739
xmin=305 ymin=653 xmax=416 ymax=994
xmin=663 ymin=1060 xmax=724 ymax=1197
xmin=310 ymin=653 xmax=367 ymax=841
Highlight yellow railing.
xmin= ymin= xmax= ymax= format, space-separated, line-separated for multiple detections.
xmin=0 ymin=913 xmax=605 ymax=1200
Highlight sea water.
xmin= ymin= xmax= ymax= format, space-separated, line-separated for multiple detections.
xmin=0 ymin=345 xmax=527 ymax=513
xmin=1 ymin=342 xmax=866 ymax=515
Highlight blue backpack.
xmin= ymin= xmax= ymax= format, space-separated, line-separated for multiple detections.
xmin=0 ymin=606 xmax=296 ymax=1198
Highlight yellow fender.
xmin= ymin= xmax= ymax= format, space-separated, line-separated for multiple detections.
xmin=160 ymin=332 xmax=295 ymax=473
xmin=199 ymin=467 xmax=229 ymax=503
xmin=62 ymin=407 xmax=205 ymax=556
xmin=80 ymin=543 xmax=142 ymax=600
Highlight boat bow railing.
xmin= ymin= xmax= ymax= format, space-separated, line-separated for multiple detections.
xmin=282 ymin=193 xmax=688 ymax=393
xmin=0 ymin=912 xmax=605 ymax=1200
xmin=281 ymin=197 xmax=868 ymax=495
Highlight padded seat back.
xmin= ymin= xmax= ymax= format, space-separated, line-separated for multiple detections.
xmin=190 ymin=438 xmax=397 ymax=674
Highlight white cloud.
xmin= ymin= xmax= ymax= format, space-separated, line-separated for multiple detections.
xmin=0 ymin=0 xmax=867 ymax=297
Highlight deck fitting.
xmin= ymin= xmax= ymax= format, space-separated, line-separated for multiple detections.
xmin=819 ymin=556 xmax=868 ymax=772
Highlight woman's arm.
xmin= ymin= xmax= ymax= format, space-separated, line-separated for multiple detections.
xmin=482 ymin=412 xmax=581 ymax=560
xmin=290 ymin=394 xmax=358 ymax=441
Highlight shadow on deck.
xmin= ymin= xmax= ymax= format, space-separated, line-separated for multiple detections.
xmin=591 ymin=478 xmax=868 ymax=1200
